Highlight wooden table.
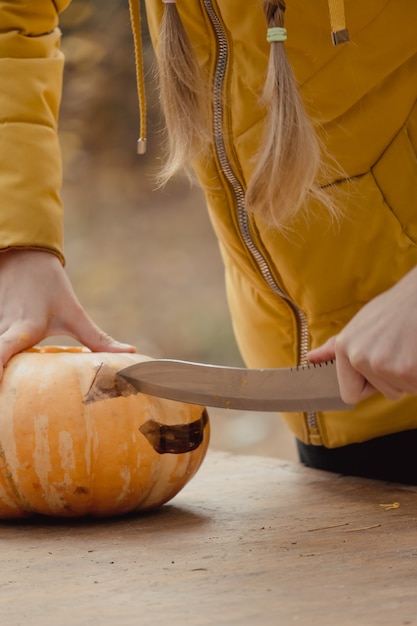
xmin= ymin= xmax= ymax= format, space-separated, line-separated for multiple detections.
xmin=1 ymin=451 xmax=417 ymax=626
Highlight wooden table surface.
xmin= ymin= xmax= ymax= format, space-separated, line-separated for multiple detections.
xmin=1 ymin=451 xmax=417 ymax=626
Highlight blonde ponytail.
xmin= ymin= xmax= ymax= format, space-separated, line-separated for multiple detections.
xmin=246 ymin=1 xmax=338 ymax=228
xmin=157 ymin=1 xmax=209 ymax=184
xmin=156 ymin=0 xmax=339 ymax=227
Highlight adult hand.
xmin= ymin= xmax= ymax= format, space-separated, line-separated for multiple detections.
xmin=307 ymin=265 xmax=417 ymax=405
xmin=0 ymin=249 xmax=135 ymax=378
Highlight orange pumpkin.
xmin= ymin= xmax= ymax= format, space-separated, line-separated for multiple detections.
xmin=0 ymin=346 xmax=210 ymax=519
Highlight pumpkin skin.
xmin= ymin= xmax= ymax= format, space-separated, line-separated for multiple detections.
xmin=0 ymin=347 xmax=210 ymax=519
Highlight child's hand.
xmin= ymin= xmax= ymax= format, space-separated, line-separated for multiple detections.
xmin=0 ymin=249 xmax=135 ymax=378
xmin=307 ymin=266 xmax=417 ymax=405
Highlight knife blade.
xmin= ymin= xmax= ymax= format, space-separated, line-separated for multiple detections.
xmin=117 ymin=359 xmax=351 ymax=412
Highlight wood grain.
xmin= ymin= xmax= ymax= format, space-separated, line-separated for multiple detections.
xmin=1 ymin=451 xmax=416 ymax=625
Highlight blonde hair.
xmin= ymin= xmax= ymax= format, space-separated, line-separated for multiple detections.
xmin=157 ymin=0 xmax=339 ymax=228
xmin=246 ymin=1 xmax=338 ymax=227
xmin=157 ymin=2 xmax=209 ymax=184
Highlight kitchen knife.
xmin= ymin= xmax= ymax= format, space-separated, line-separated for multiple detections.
xmin=117 ymin=359 xmax=351 ymax=412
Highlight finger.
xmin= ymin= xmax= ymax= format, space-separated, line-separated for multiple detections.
xmin=336 ymin=353 xmax=404 ymax=404
xmin=306 ymin=336 xmax=337 ymax=364
xmin=356 ymin=372 xmax=404 ymax=402
xmin=53 ymin=304 xmax=136 ymax=354
xmin=80 ymin=327 xmax=136 ymax=354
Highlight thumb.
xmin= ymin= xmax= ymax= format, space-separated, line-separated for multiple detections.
xmin=306 ymin=336 xmax=337 ymax=364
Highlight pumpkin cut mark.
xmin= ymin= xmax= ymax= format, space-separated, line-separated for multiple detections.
xmin=139 ymin=409 xmax=209 ymax=454
xmin=83 ymin=363 xmax=138 ymax=404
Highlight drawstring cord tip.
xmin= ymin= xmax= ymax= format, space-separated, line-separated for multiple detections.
xmin=328 ymin=0 xmax=349 ymax=45
xmin=137 ymin=138 xmax=147 ymax=155
xmin=331 ymin=28 xmax=350 ymax=45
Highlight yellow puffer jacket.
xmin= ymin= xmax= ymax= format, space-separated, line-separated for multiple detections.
xmin=0 ymin=0 xmax=71 ymax=264
xmin=144 ymin=0 xmax=417 ymax=448
xmin=2 ymin=1 xmax=417 ymax=448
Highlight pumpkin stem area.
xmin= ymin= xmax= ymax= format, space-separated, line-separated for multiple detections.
xmin=27 ymin=345 xmax=91 ymax=354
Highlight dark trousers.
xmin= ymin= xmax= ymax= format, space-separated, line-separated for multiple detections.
xmin=297 ymin=429 xmax=417 ymax=485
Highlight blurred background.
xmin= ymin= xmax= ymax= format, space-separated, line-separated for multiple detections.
xmin=55 ymin=0 xmax=297 ymax=461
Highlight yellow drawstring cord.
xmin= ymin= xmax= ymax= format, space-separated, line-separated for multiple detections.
xmin=128 ymin=0 xmax=147 ymax=154
xmin=328 ymin=0 xmax=350 ymax=45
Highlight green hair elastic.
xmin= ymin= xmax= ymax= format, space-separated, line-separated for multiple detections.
xmin=267 ymin=27 xmax=287 ymax=43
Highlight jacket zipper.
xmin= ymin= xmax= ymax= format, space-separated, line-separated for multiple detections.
xmin=203 ymin=0 xmax=319 ymax=436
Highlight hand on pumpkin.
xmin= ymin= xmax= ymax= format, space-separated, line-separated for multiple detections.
xmin=307 ymin=265 xmax=417 ymax=405
xmin=0 ymin=249 xmax=135 ymax=377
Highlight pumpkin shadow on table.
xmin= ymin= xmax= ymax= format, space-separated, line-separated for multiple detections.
xmin=0 ymin=504 xmax=211 ymax=535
